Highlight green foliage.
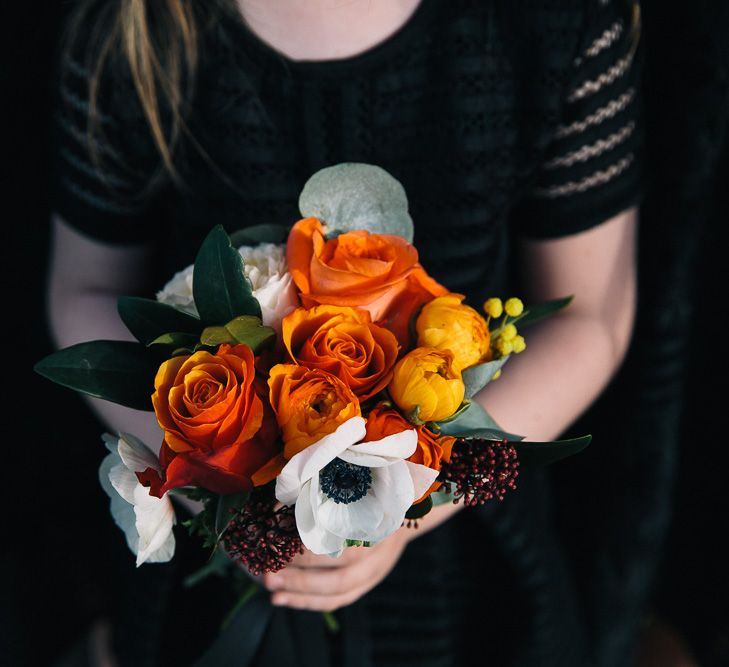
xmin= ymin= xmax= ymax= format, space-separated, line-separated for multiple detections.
xmin=404 ymin=495 xmax=433 ymax=520
xmin=193 ymin=225 xmax=261 ymax=325
xmin=34 ymin=340 xmax=160 ymax=410
xmin=118 ymin=296 xmax=202 ymax=345
xmin=515 ymin=435 xmax=592 ymax=465
xmin=461 ymin=356 xmax=511 ymax=399
xmin=200 ymin=316 xmax=275 ymax=352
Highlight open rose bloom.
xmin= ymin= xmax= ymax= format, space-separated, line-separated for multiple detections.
xmin=36 ymin=164 xmax=582 ymax=579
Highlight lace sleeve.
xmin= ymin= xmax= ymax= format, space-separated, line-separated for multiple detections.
xmin=515 ymin=0 xmax=643 ymax=239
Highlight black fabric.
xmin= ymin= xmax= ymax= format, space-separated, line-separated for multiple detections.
xmin=49 ymin=1 xmax=644 ymax=665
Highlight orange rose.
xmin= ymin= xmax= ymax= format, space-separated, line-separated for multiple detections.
xmin=282 ymin=305 xmax=399 ymax=399
xmin=365 ymin=405 xmax=455 ymax=502
xmin=253 ymin=365 xmax=361 ymax=485
xmin=286 ymin=217 xmax=447 ymax=343
xmin=151 ymin=344 xmax=278 ymax=495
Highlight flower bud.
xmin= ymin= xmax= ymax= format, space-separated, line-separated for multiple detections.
xmin=416 ymin=293 xmax=491 ymax=371
xmin=388 ymin=348 xmax=465 ymax=423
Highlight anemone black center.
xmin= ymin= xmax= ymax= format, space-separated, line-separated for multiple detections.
xmin=320 ymin=458 xmax=372 ymax=504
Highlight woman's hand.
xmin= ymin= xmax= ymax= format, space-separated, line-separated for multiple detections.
xmin=262 ymin=500 xmax=463 ymax=611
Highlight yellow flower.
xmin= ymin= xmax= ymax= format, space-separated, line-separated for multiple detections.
xmin=504 ymin=298 xmax=524 ymax=317
xmin=416 ymin=293 xmax=491 ymax=371
xmin=512 ymin=335 xmax=526 ymax=353
xmin=388 ymin=348 xmax=465 ymax=423
xmin=483 ymin=297 xmax=503 ymax=318
xmin=495 ymin=338 xmax=514 ymax=357
xmin=500 ymin=323 xmax=517 ymax=341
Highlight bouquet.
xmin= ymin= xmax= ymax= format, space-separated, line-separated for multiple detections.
xmin=36 ymin=163 xmax=589 ymax=606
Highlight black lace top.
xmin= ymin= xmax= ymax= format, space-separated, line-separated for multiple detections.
xmin=50 ymin=1 xmax=643 ymax=665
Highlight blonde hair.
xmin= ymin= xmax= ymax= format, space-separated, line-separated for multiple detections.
xmin=62 ymin=0 xmax=204 ymax=184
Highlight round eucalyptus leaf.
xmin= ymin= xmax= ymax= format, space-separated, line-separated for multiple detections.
xmin=298 ymin=163 xmax=414 ymax=242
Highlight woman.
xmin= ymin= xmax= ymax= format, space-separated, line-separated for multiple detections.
xmin=48 ymin=0 xmax=641 ymax=664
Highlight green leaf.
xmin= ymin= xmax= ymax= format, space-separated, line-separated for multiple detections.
xmin=436 ymin=400 xmax=523 ymax=440
xmin=193 ymin=225 xmax=261 ymax=325
xmin=514 ymin=296 xmax=573 ymax=328
xmin=298 ymin=163 xmax=414 ymax=242
xmin=225 ymin=316 xmax=276 ymax=352
xmin=404 ymin=495 xmax=433 ymax=520
xmin=200 ymin=326 xmax=235 ymax=347
xmin=118 ymin=296 xmax=202 ymax=345
xmin=229 ymin=224 xmax=290 ymax=247
xmin=214 ymin=492 xmax=249 ymax=541
xmin=34 ymin=340 xmax=159 ymax=411
xmin=200 ymin=316 xmax=276 ymax=352
xmin=430 ymin=488 xmax=457 ymax=506
xmin=515 ymin=435 xmax=592 ymax=466
xmin=148 ymin=332 xmax=200 ymax=350
xmin=462 ymin=356 xmax=510 ymax=399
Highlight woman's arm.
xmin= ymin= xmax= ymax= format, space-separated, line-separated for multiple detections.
xmin=262 ymin=207 xmax=638 ymax=611
xmin=47 ymin=214 xmax=165 ymax=451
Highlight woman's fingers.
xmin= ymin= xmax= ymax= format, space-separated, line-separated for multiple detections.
xmin=270 ymin=584 xmax=371 ymax=612
xmin=263 ymin=556 xmax=372 ymax=595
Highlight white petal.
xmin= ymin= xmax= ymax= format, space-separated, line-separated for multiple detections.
xmin=338 ymin=429 xmax=418 ymax=468
xmin=102 ymin=433 xmax=119 ymax=454
xmin=317 ymin=494 xmax=383 ymax=541
xmin=367 ymin=462 xmax=415 ymax=543
xmin=275 ymin=417 xmax=367 ymax=506
xmin=133 ymin=484 xmax=176 ymax=566
xmin=295 ymin=478 xmax=345 ymax=556
xmin=99 ymin=453 xmax=139 ymax=555
xmin=117 ymin=432 xmax=161 ymax=473
xmin=108 ymin=460 xmax=140 ymax=505
xmin=405 ymin=461 xmax=440 ymax=501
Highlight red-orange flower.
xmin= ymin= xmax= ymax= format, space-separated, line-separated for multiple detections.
xmin=286 ymin=217 xmax=446 ymax=344
xmin=282 ymin=305 xmax=399 ymax=399
xmin=151 ymin=344 xmax=277 ymax=495
xmin=365 ymin=405 xmax=455 ymax=503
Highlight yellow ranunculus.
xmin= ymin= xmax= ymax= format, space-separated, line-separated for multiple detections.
xmin=388 ymin=347 xmax=465 ymax=422
xmin=415 ymin=293 xmax=491 ymax=371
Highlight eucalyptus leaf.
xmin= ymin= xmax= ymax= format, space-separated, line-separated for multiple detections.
xmin=462 ymin=356 xmax=510 ymax=399
xmin=515 ymin=435 xmax=592 ymax=466
xmin=193 ymin=225 xmax=261 ymax=325
xmin=118 ymin=296 xmax=203 ymax=345
xmin=34 ymin=340 xmax=159 ymax=411
xmin=298 ymin=163 xmax=414 ymax=242
xmin=229 ymin=224 xmax=290 ymax=247
xmin=437 ymin=400 xmax=523 ymax=440
xmin=430 ymin=488 xmax=457 ymax=506
xmin=404 ymin=495 xmax=433 ymax=520
xmin=514 ymin=296 xmax=573 ymax=328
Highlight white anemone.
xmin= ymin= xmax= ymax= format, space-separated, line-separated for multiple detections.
xmin=99 ymin=433 xmax=176 ymax=566
xmin=276 ymin=417 xmax=438 ymax=556
xmin=156 ymin=243 xmax=298 ymax=331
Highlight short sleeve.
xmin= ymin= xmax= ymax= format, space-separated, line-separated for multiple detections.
xmin=49 ymin=27 xmax=164 ymax=245
xmin=515 ymin=0 xmax=643 ymax=239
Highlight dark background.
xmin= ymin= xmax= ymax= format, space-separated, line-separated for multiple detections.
xmin=4 ymin=1 xmax=728 ymax=666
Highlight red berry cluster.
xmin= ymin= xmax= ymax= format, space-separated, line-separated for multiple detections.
xmin=224 ymin=496 xmax=303 ymax=575
xmin=441 ymin=438 xmax=519 ymax=506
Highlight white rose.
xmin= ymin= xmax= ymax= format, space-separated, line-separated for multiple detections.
xmin=238 ymin=243 xmax=299 ymax=332
xmin=276 ymin=417 xmax=439 ymax=556
xmin=99 ymin=433 xmax=176 ymax=567
xmin=156 ymin=243 xmax=298 ymax=331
